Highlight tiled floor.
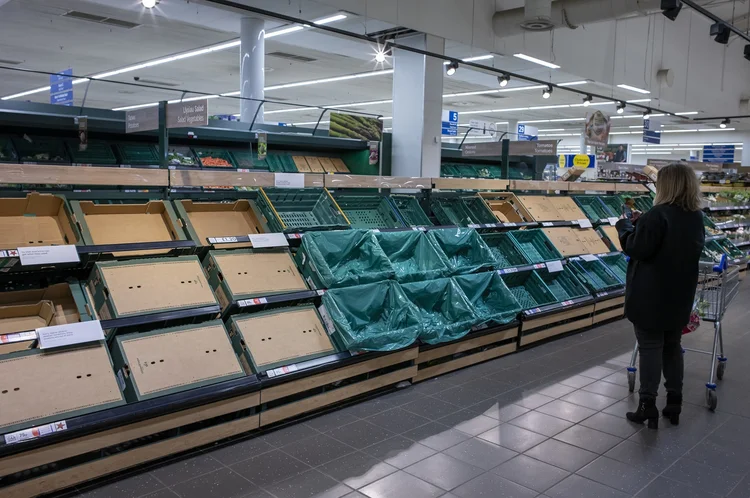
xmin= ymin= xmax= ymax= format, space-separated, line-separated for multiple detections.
xmin=74 ymin=281 xmax=750 ymax=498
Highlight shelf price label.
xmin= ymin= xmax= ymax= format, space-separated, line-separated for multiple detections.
xmin=4 ymin=420 xmax=68 ymax=445
xmin=546 ymin=260 xmax=564 ymax=273
xmin=37 ymin=321 xmax=105 ymax=349
xmin=274 ymin=173 xmax=305 ymax=189
xmin=18 ymin=245 xmax=79 ymax=266
xmin=580 ymin=254 xmax=599 ymax=262
xmin=248 ymin=233 xmax=288 ymax=248
xmin=577 ymin=219 xmax=593 ymax=228
xmin=608 ymin=217 xmax=619 ymax=226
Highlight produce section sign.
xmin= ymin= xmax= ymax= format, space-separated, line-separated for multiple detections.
xmin=166 ymin=100 xmax=209 ymax=129
xmin=329 ymin=113 xmax=383 ymax=142
xmin=125 ymin=106 xmax=159 ymax=134
xmin=584 ymin=111 xmax=611 ymax=148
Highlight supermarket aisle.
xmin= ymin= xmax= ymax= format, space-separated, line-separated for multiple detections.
xmin=73 ymin=281 xmax=750 ymax=498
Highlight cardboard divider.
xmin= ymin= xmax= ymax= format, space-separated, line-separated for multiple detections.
xmin=517 ymin=196 xmax=566 ymax=222
xmin=0 ymin=194 xmax=81 ymax=249
xmin=480 ymin=192 xmax=533 ymax=223
xmin=173 ymin=199 xmax=268 ymax=248
xmin=0 ymin=302 xmax=54 ymax=354
xmin=598 ymin=225 xmax=623 ymax=251
xmin=510 ymin=180 xmax=569 ymax=191
xmin=432 ymin=178 xmax=510 ymax=191
xmin=577 ymin=228 xmax=612 ymax=254
xmin=542 ymin=227 xmax=590 ymax=257
xmin=544 ymin=196 xmax=587 ymax=221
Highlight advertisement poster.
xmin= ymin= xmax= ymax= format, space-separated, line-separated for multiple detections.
xmin=257 ymin=132 xmax=267 ymax=161
xmin=329 ymin=112 xmax=383 ymax=141
xmin=596 ymin=144 xmax=628 ymax=163
xmin=584 ymin=111 xmax=611 ymax=148
xmin=77 ymin=116 xmax=88 ymax=152
xmin=368 ymin=141 xmax=380 ymax=166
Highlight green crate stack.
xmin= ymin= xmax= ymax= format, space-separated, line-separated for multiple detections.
xmin=453 ymin=272 xmax=522 ymax=325
xmin=599 ymin=195 xmax=625 ymax=217
xmin=430 ymin=196 xmax=496 ymax=226
xmin=374 ymin=230 xmax=449 ymax=283
xmin=473 ymin=164 xmax=503 ymax=179
xmin=536 ymin=267 xmax=590 ymax=301
xmin=508 ymin=229 xmax=562 ymax=264
xmin=0 ymin=135 xmax=18 ymax=162
xmin=633 ymin=195 xmax=653 ymax=212
xmin=441 ymin=163 xmax=463 ymax=177
xmin=481 ymin=232 xmax=530 ymax=269
xmin=12 ymin=135 xmax=69 ymax=163
xmin=573 ymin=196 xmax=616 ymax=222
xmin=500 ymin=271 xmax=557 ymax=309
xmin=230 ymin=150 xmax=269 ymax=170
xmin=114 ymin=143 xmax=160 ymax=166
xmin=192 ymin=147 xmax=237 ymax=169
xmin=266 ymin=154 xmax=298 ymax=172
xmin=599 ymin=253 xmax=628 ymax=282
xmin=568 ymin=258 xmax=623 ymax=291
xmin=390 ymin=195 xmax=432 ymax=227
xmin=257 ymin=188 xmax=350 ymax=232
xmin=65 ymin=140 xmax=117 ymax=165
xmin=334 ymin=194 xmax=404 ymax=229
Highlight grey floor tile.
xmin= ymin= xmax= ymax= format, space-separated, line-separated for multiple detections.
xmin=281 ymin=433 xmax=356 ymax=467
xmin=558 ymin=375 xmax=596 ymax=389
xmin=437 ymin=385 xmax=492 ymax=407
xmin=451 ymin=472 xmax=538 ymax=498
xmin=462 ymin=377 xmax=514 ymax=397
xmin=600 ymin=371 xmax=631 ymax=388
xmin=230 ymin=449 xmax=310 ymax=488
xmin=170 ymin=468 xmax=257 ymax=498
xmin=577 ymin=456 xmax=657 ymax=494
xmin=366 ymin=408 xmax=431 ymax=434
xmin=403 ymin=453 xmax=484 ymax=491
xmin=207 ymin=436 xmax=275 ymax=466
xmin=684 ymin=438 xmax=750 ymax=474
xmin=262 ymin=423 xmax=320 ymax=448
xmin=553 ymin=425 xmax=622 ymax=454
xmin=141 ymin=490 xmax=180 ymax=498
xmin=560 ymin=390 xmax=619 ymax=411
xmin=318 ymin=452 xmax=397 ymax=490
xmin=492 ymin=455 xmax=570 ymax=493
xmin=150 ymin=454 xmax=224 ymax=487
xmin=507 ymin=391 xmax=556 ymax=410
xmin=508 ymin=410 xmax=574 ymax=437
xmin=524 ymin=439 xmax=598 ymax=472
xmin=603 ymin=398 xmax=639 ymax=417
xmin=401 ymin=396 xmax=460 ymax=420
xmin=79 ymin=473 xmax=165 ymax=498
xmin=437 ymin=410 xmax=499 ymax=436
xmin=264 ymin=469 xmax=352 ymax=498
xmin=443 ymin=437 xmax=518 ymax=470
xmin=477 ymin=423 xmax=548 ymax=453
xmin=410 ymin=377 xmax=459 ymax=396
xmin=579 ymin=412 xmax=642 ymax=439
xmin=579 ymin=366 xmax=619 ymax=380
xmin=537 ymin=400 xmax=597 ymax=423
xmin=359 ymin=471 xmax=444 ymax=498
xmin=581 ymin=380 xmax=632 ymax=400
xmin=662 ymin=457 xmax=744 ymax=496
xmin=546 ymin=474 xmax=629 ymax=498
xmin=402 ymin=422 xmax=471 ymax=451
xmin=305 ymin=410 xmax=361 ymax=433
xmin=465 ymin=400 xmax=530 ymax=421
xmin=343 ymin=398 xmax=398 ymax=418
xmin=536 ymin=383 xmax=578 ymax=399
xmin=604 ymin=440 xmax=680 ymax=474
xmin=727 ymin=476 xmax=750 ymax=498
xmin=634 ymin=476 xmax=721 ymax=497
xmin=363 ymin=436 xmax=437 ymax=469
xmin=327 ymin=420 xmax=395 ymax=450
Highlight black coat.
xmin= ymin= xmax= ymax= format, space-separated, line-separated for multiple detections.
xmin=616 ymin=203 xmax=705 ymax=332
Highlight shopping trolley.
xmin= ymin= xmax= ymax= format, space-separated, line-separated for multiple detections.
xmin=626 ymin=255 xmax=741 ymax=411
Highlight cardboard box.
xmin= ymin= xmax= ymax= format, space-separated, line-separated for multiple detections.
xmin=0 ymin=281 xmax=93 ymax=326
xmin=0 ymin=193 xmax=81 ymax=250
xmin=480 ymin=193 xmax=533 ymax=223
xmin=110 ymin=320 xmax=244 ymax=402
xmin=88 ymin=256 xmax=218 ymax=323
xmin=561 ymin=167 xmax=586 ymax=182
xmin=545 ymin=196 xmax=587 ymax=221
xmin=542 ymin=228 xmax=590 ymax=257
xmin=0 ymin=301 xmax=55 ymax=354
xmin=577 ymin=228 xmax=612 ymax=254
xmin=518 ymin=196 xmax=566 ymax=222
xmin=599 ymin=225 xmax=623 ymax=251
xmin=643 ymin=166 xmax=659 ymax=182
xmin=173 ymin=199 xmax=269 ymax=249
xmin=204 ymin=249 xmax=307 ymax=310
xmin=69 ymin=200 xmax=185 ymax=256
xmin=228 ymin=305 xmax=336 ymax=373
xmin=292 ymin=156 xmax=311 ymax=172
xmin=0 ymin=344 xmax=125 ymax=434
xmin=330 ymin=157 xmax=350 ymax=173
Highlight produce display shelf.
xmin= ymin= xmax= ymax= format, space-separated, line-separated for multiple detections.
xmin=333 ymin=194 xmax=404 ymax=229
xmin=537 ymin=267 xmax=590 ymax=302
xmin=11 ymin=135 xmax=70 ymax=164
xmin=256 ymin=188 xmax=350 ymax=232
xmin=705 ymin=205 xmax=750 ymax=211
xmin=507 ymin=229 xmax=562 ymax=264
xmin=736 ymin=241 xmax=750 ymax=248
xmin=0 ymin=135 xmax=18 ymax=162
xmin=390 ymin=195 xmax=432 ymax=227
xmin=114 ymin=143 xmax=160 ymax=166
xmin=65 ymin=140 xmax=118 ymax=165
xmin=599 ymin=253 xmax=628 ymax=282
xmin=481 ymin=231 xmax=530 ymax=268
xmin=501 ymin=271 xmax=557 ymax=310
xmin=715 ymin=220 xmax=750 ymax=230
xmin=230 ymin=150 xmax=267 ymax=170
xmin=430 ymin=196 xmax=496 ymax=226
xmin=568 ymin=257 xmax=624 ymax=292
xmin=166 ymin=146 xmax=199 ymax=167
xmin=519 ymin=294 xmax=596 ymax=347
xmin=573 ymin=196 xmax=616 ymax=222
xmin=192 ymin=147 xmax=236 ymax=169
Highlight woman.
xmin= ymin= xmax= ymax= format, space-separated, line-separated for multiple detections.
xmin=615 ymin=163 xmax=705 ymax=429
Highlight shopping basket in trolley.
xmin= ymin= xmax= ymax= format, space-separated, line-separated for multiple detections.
xmin=626 ymin=255 xmax=741 ymax=411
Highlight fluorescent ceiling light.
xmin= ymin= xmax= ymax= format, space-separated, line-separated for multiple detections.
xmin=264 ymin=107 xmax=318 ymax=115
xmin=529 ymin=104 xmax=570 ymax=110
xmin=513 ymin=53 xmax=560 ymax=69
xmin=549 ymin=117 xmax=585 ymax=122
xmin=675 ymin=111 xmax=699 ymax=115
xmin=537 ymin=128 xmax=566 ymax=132
xmin=628 ymin=99 xmax=652 ymax=103
xmin=699 ymin=128 xmax=735 ymax=132
xmin=265 ymin=25 xmax=304 ymax=38
xmin=661 ymin=129 xmax=698 ymax=133
xmin=558 ymin=81 xmax=587 ymax=86
xmin=312 ymin=14 xmax=348 ymax=25
xmin=293 ymin=120 xmax=330 ymax=126
xmin=617 ymin=84 xmax=651 ymax=94
xmin=266 ymin=69 xmax=393 ymax=91
xmin=112 ymin=102 xmax=159 ymax=111
xmin=443 ymin=55 xmax=495 ymax=65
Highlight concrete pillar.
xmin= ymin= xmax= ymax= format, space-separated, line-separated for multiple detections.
xmin=391 ymin=34 xmax=445 ymax=177
xmin=507 ymin=120 xmax=518 ymax=140
xmin=742 ymin=134 xmax=750 ymax=167
xmin=579 ymin=134 xmax=587 ymax=154
xmin=240 ymin=17 xmax=265 ymax=125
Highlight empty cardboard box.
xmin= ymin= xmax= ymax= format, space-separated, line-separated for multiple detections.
xmin=0 ymin=281 xmax=93 ymax=326
xmin=204 ymin=249 xmax=307 ymax=310
xmin=542 ymin=227 xmax=590 ymax=257
xmin=0 ymin=193 xmax=81 ymax=250
xmin=70 ymin=200 xmax=185 ymax=256
xmin=111 ymin=320 xmax=245 ymax=402
xmin=480 ymin=193 xmax=533 ymax=223
xmin=598 ymin=225 xmax=623 ymax=252
xmin=518 ymin=196 xmax=566 ymax=222
xmin=88 ymin=256 xmax=219 ymax=323
xmin=228 ymin=305 xmax=336 ymax=373
xmin=577 ymin=228 xmax=612 ymax=254
xmin=0 ymin=301 xmax=55 ymax=354
xmin=0 ymin=344 xmax=125 ymax=434
xmin=173 ymin=199 xmax=269 ymax=249
xmin=545 ymin=196 xmax=587 ymax=221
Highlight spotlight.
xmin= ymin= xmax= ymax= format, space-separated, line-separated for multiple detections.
xmin=710 ymin=22 xmax=730 ymax=44
xmin=643 ymin=109 xmax=651 ymax=120
xmin=583 ymin=95 xmax=592 ymax=107
xmin=446 ymin=62 xmax=459 ymax=76
xmin=542 ymin=86 xmax=552 ymax=99
xmin=617 ymin=102 xmax=626 ymax=114
xmin=142 ymin=0 xmax=157 ymax=8
xmin=375 ymin=51 xmax=387 ymax=63
xmin=720 ymin=118 xmax=730 ymax=129
xmin=661 ymin=0 xmax=682 ymax=21
xmin=498 ymin=74 xmax=510 ymax=87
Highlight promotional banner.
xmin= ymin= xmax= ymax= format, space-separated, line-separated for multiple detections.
xmin=329 ymin=113 xmax=383 ymax=141
xmin=596 ymin=144 xmax=628 ymax=163
xmin=558 ymin=154 xmax=596 ymax=169
xmin=584 ymin=111 xmax=611 ymax=148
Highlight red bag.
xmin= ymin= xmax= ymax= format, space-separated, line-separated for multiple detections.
xmin=682 ymin=312 xmax=700 ymax=335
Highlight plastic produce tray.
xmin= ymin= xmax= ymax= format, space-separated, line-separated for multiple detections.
xmin=573 ymin=196 xmax=616 ymax=221
xmin=508 ymin=229 xmax=562 ymax=264
xmin=599 ymin=253 xmax=628 ymax=282
xmin=430 ymin=195 xmax=497 ymax=226
xmin=65 ymin=139 xmax=117 ymax=165
xmin=441 ymin=163 xmax=463 ymax=177
xmin=453 ymin=272 xmax=522 ymax=325
xmin=266 ymin=154 xmax=298 ymax=172
xmin=230 ymin=150 xmax=268 ymax=170
xmin=633 ymin=195 xmax=653 ymax=212
xmin=713 ymin=238 xmax=745 ymax=259
xmin=375 ymin=230 xmax=449 ymax=283
xmin=334 ymin=194 xmax=404 ymax=229
xmin=481 ymin=232 xmax=530 ymax=269
xmin=568 ymin=258 xmax=623 ymax=291
xmin=166 ymin=146 xmax=198 ymax=167
xmin=536 ymin=267 xmax=590 ymax=301
xmin=114 ymin=143 xmax=159 ymax=166
xmin=257 ymin=188 xmax=350 ymax=232
xmin=390 ymin=195 xmax=432 ymax=227
xmin=426 ymin=228 xmax=495 ymax=275
xmin=599 ymin=196 xmax=625 ymax=217
xmin=0 ymin=135 xmax=18 ymax=162
xmin=12 ymin=135 xmax=69 ymax=163
xmin=402 ymin=278 xmax=479 ymax=345
xmin=193 ymin=147 xmax=236 ymax=168
xmin=500 ymin=271 xmax=557 ymax=309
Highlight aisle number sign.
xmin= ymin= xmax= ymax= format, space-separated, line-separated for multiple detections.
xmin=643 ymin=118 xmax=661 ymax=144
xmin=517 ymin=124 xmax=538 ymax=141
xmin=50 ymin=68 xmax=73 ymax=106
xmin=441 ymin=110 xmax=458 ymax=136
xmin=558 ymin=154 xmax=595 ymax=169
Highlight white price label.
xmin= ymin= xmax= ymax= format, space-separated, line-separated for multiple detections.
xmin=238 ymin=297 xmax=268 ymax=307
xmin=248 ymin=233 xmax=289 ymax=248
xmin=274 ymin=173 xmax=305 ymax=189
xmin=4 ymin=420 xmax=67 ymax=445
xmin=580 ymin=254 xmax=599 ymax=262
xmin=317 ymin=304 xmax=336 ymax=336
xmin=19 ymin=245 xmax=79 ymax=266
xmin=577 ymin=219 xmax=593 ymax=229
xmin=608 ymin=217 xmax=619 ymax=226
xmin=542 ymin=222 xmax=554 ymax=227
xmin=209 ymin=237 xmax=239 ymax=244
xmin=268 ymin=364 xmax=298 ymax=377
xmin=468 ymin=224 xmax=481 ymax=229
xmin=37 ymin=320 xmax=105 ymax=349
xmin=0 ymin=331 xmax=37 ymax=344
xmin=501 ymin=267 xmax=518 ymax=274
xmin=546 ymin=260 xmax=564 ymax=273
xmin=505 ymin=222 xmax=517 ymax=227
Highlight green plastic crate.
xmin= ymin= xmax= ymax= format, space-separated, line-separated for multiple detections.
xmin=334 ymin=194 xmax=404 ymax=229
xmin=192 ymin=147 xmax=236 ymax=169
xmin=0 ymin=135 xmax=18 ymax=162
xmin=599 ymin=253 xmax=628 ymax=282
xmin=390 ymin=195 xmax=432 ymax=227
xmin=166 ymin=146 xmax=198 ymax=167
xmin=573 ymin=196 xmax=616 ymax=222
xmin=481 ymin=232 xmax=530 ymax=269
xmin=426 ymin=228 xmax=495 ymax=275
xmin=453 ymin=272 xmax=522 ymax=325
xmin=631 ymin=195 xmax=653 ymax=212
xmin=568 ymin=258 xmax=623 ymax=291
xmin=402 ymin=278 xmax=479 ymax=345
xmin=599 ymin=195 xmax=625 ymax=217
xmin=114 ymin=143 xmax=159 ymax=166
xmin=375 ymin=230 xmax=449 ymax=283
xmin=508 ymin=229 xmax=562 ymax=264
xmin=65 ymin=139 xmax=117 ymax=165
xmin=430 ymin=195 xmax=496 ymax=226
xmin=441 ymin=163 xmax=463 ymax=177
xmin=230 ymin=149 xmax=268 ymax=170
xmin=257 ymin=188 xmax=350 ymax=232
xmin=536 ymin=267 xmax=590 ymax=301
xmin=500 ymin=271 xmax=557 ymax=309
xmin=713 ymin=238 xmax=745 ymax=259
xmin=12 ymin=135 xmax=69 ymax=163
xmin=266 ymin=154 xmax=298 ymax=172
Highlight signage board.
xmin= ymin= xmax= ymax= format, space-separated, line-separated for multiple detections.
xmin=558 ymin=154 xmax=596 ymax=169
xmin=703 ymin=145 xmax=735 ymax=163
xmin=167 ymin=100 xmax=209 ymax=128
xmin=584 ymin=111 xmax=611 ymax=147
xmin=517 ymin=124 xmax=538 ymax=141
xmin=49 ymin=69 xmax=73 ymax=106
xmin=469 ymin=119 xmax=496 ymax=137
xmin=509 ymin=140 xmax=557 ymax=156
xmin=330 ymin=112 xmax=383 ymax=141
xmin=643 ymin=118 xmax=661 ymax=144
xmin=125 ymin=106 xmax=159 ymax=134
xmin=441 ymin=110 xmax=459 ymax=136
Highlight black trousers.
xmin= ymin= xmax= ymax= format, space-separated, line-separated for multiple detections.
xmin=634 ymin=325 xmax=684 ymax=399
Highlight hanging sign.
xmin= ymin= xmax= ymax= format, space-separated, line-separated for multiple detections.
xmin=509 ymin=140 xmax=557 ymax=156
xmin=125 ymin=106 xmax=159 ymax=133
xmin=77 ymin=116 xmax=88 ymax=152
xmin=167 ymin=100 xmax=209 ymax=128
xmin=584 ymin=111 xmax=611 ymax=147
xmin=559 ymin=154 xmax=595 ymax=169
xmin=517 ymin=124 xmax=538 ymax=141
xmin=49 ymin=69 xmax=73 ymax=106
xmin=469 ymin=119 xmax=497 ymax=137
xmin=329 ymin=113 xmax=383 ymax=141
xmin=442 ymin=110 xmax=459 ymax=136
xmin=703 ymin=145 xmax=735 ymax=163
xmin=257 ymin=132 xmax=267 ymax=161
xmin=643 ymin=118 xmax=661 ymax=144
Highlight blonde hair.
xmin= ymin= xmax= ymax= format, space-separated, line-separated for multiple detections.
xmin=654 ymin=162 xmax=702 ymax=211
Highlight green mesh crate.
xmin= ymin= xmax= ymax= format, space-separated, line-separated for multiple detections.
xmin=12 ymin=136 xmax=69 ymax=163
xmin=0 ymin=135 xmax=18 ymax=162
xmin=599 ymin=253 xmax=628 ymax=282
xmin=633 ymin=195 xmax=653 ymax=212
xmin=481 ymin=232 xmax=530 ymax=269
xmin=334 ymin=194 xmax=404 ymax=229
xmin=266 ymin=154 xmax=298 ymax=172
xmin=230 ymin=150 xmax=268 ymax=170
xmin=453 ymin=272 xmax=522 ymax=325
xmin=165 ymin=146 xmax=198 ymax=167
xmin=192 ymin=147 xmax=236 ymax=169
xmin=390 ymin=195 xmax=432 ymax=227
xmin=430 ymin=195 xmax=496 ymax=226
xmin=568 ymin=258 xmax=623 ymax=292
xmin=536 ymin=267 xmax=590 ymax=301
xmin=713 ymin=238 xmax=745 ymax=259
xmin=599 ymin=196 xmax=625 ymax=217
xmin=508 ymin=229 xmax=562 ymax=264
xmin=573 ymin=196 xmax=616 ymax=221
xmin=65 ymin=140 xmax=117 ymax=165
xmin=441 ymin=163 xmax=463 ymax=177
xmin=500 ymin=271 xmax=557 ymax=309
xmin=114 ymin=143 xmax=159 ymax=166
xmin=258 ymin=188 xmax=350 ymax=232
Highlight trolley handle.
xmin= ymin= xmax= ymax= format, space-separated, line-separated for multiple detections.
xmin=713 ymin=254 xmax=727 ymax=274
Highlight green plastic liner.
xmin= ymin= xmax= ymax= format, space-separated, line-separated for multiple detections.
xmin=401 ymin=278 xmax=479 ymax=345
xmin=334 ymin=194 xmax=404 ymax=229
xmin=568 ymin=258 xmax=623 ymax=291
xmin=0 ymin=135 xmax=17 ymax=162
xmin=322 ymin=280 xmax=422 ymax=352
xmin=12 ymin=135 xmax=69 ymax=163
xmin=599 ymin=253 xmax=628 ymax=283
xmin=508 ymin=229 xmax=562 ymax=264
xmin=453 ymin=272 xmax=522 ymax=325
xmin=481 ymin=232 xmax=530 ymax=269
xmin=426 ymin=228 xmax=495 ymax=275
xmin=390 ymin=195 xmax=433 ymax=227
xmin=65 ymin=140 xmax=117 ymax=165
xmin=297 ymin=229 xmax=395 ymax=288
xmin=536 ymin=267 xmax=590 ymax=301
xmin=114 ymin=143 xmax=159 ymax=166
xmin=375 ymin=231 xmax=449 ymax=283
xmin=500 ymin=271 xmax=557 ymax=310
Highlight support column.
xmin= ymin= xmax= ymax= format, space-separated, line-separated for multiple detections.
xmin=507 ymin=120 xmax=518 ymax=140
xmin=240 ymin=17 xmax=265 ymax=125
xmin=579 ymin=134 xmax=587 ymax=154
xmin=391 ymin=34 xmax=445 ymax=178
xmin=742 ymin=134 xmax=750 ymax=167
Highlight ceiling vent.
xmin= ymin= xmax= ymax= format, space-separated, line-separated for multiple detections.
xmin=267 ymin=51 xmax=317 ymax=63
xmin=0 ymin=59 xmax=23 ymax=65
xmin=62 ymin=10 xmax=140 ymax=29
xmin=521 ymin=0 xmax=554 ymax=31
xmin=367 ymin=26 xmax=419 ymax=40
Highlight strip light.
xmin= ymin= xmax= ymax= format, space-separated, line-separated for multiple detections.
xmin=617 ymin=84 xmax=651 ymax=94
xmin=513 ymin=53 xmax=560 ymax=69
xmin=443 ymin=55 xmax=495 ymax=65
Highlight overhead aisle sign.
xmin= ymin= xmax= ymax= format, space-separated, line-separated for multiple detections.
xmin=49 ymin=69 xmax=73 ymax=106
xmin=643 ymin=118 xmax=661 ymax=144
xmin=469 ymin=119 xmax=496 ymax=138
xmin=441 ymin=110 xmax=458 ymax=136
xmin=703 ymin=145 xmax=735 ymax=163
xmin=517 ymin=124 xmax=538 ymax=141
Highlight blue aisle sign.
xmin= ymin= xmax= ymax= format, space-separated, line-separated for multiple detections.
xmin=642 ymin=119 xmax=661 ymax=144
xmin=50 ymin=68 xmax=73 ymax=106
xmin=441 ymin=110 xmax=458 ymax=136
xmin=703 ymin=145 xmax=735 ymax=163
xmin=517 ymin=124 xmax=538 ymax=141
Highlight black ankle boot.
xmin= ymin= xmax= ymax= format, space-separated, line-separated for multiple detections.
xmin=626 ymin=397 xmax=659 ymax=429
xmin=662 ymin=393 xmax=682 ymax=425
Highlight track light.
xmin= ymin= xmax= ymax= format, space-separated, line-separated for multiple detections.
xmin=643 ymin=110 xmax=651 ymax=120
xmin=720 ymin=118 xmax=730 ymax=129
xmin=661 ymin=0 xmax=682 ymax=21
xmin=583 ymin=95 xmax=592 ymax=107
xmin=498 ymin=74 xmax=510 ymax=87
xmin=142 ymin=0 xmax=157 ymax=7
xmin=375 ymin=51 xmax=386 ymax=63
xmin=711 ymin=22 xmax=731 ymax=44
xmin=617 ymin=102 xmax=626 ymax=114
xmin=542 ymin=86 xmax=552 ymax=99
xmin=446 ymin=62 xmax=459 ymax=76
